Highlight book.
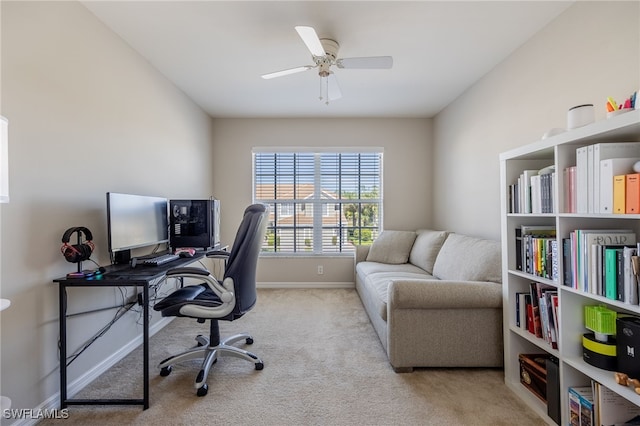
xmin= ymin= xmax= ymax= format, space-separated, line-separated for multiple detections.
xmin=515 ymin=291 xmax=523 ymax=327
xmin=569 ymin=386 xmax=594 ymax=426
xmin=630 ymin=255 xmax=640 ymax=305
xmin=519 ymin=169 xmax=539 ymax=214
xmin=590 ymin=244 xmax=603 ymax=295
xmin=600 ymin=245 xmax=636 ymax=300
xmin=577 ymin=146 xmax=589 ymax=214
xmin=591 ymin=142 xmax=640 ymax=213
xmin=529 ymin=282 xmax=554 ymax=340
xmin=566 ymin=166 xmax=577 ymax=213
xmin=526 ymin=302 xmax=535 ymax=334
xmin=538 ymin=171 xmax=555 ymax=214
xmin=621 ymin=246 xmax=637 ymax=302
xmin=575 ymin=230 xmax=636 ymax=293
xmin=550 ymin=293 xmax=559 ymax=342
xmin=539 ymin=290 xmax=558 ymax=348
xmin=600 ymin=158 xmax=640 ymax=213
xmin=627 ymin=173 xmax=640 ymax=214
xmin=515 ymin=292 xmax=530 ymax=328
xmin=563 ymin=238 xmax=573 ymax=286
xmin=594 ymin=381 xmax=640 ymax=426
xmin=531 ymin=174 xmax=541 ymax=214
xmin=614 ymin=174 xmax=627 ymax=214
xmin=605 ymin=247 xmax=621 ymax=300
xmin=515 ymin=225 xmax=556 ymax=273
xmin=551 ymin=239 xmax=559 ymax=282
xmin=570 ymin=389 xmax=581 ymax=426
xmin=529 ymin=282 xmax=542 ymax=338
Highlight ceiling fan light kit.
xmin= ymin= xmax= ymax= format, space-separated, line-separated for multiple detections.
xmin=262 ymin=26 xmax=392 ymax=104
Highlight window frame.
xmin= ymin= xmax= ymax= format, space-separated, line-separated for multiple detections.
xmin=253 ymin=147 xmax=383 ymax=255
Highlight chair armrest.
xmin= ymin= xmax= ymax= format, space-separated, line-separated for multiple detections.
xmin=355 ymin=245 xmax=370 ymax=264
xmin=165 ymin=267 xmax=232 ymax=302
xmin=387 ymin=279 xmax=502 ymax=310
xmin=206 ymin=250 xmax=230 ymax=259
xmin=166 ymin=267 xmax=210 ymax=277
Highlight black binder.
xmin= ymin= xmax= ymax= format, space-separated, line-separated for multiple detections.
xmin=546 ymin=356 xmax=560 ymax=425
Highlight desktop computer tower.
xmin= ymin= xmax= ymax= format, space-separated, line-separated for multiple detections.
xmin=169 ymin=199 xmax=220 ymax=250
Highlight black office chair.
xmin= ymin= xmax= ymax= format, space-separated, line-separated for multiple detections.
xmin=154 ymin=204 xmax=268 ymax=396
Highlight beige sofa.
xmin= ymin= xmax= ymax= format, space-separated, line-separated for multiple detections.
xmin=355 ymin=229 xmax=503 ymax=372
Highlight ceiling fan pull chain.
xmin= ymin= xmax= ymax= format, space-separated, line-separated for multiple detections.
xmin=325 ymin=77 xmax=330 ymax=105
xmin=319 ymin=77 xmax=323 ymax=101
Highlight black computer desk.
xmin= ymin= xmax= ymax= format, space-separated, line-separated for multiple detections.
xmin=53 ymin=253 xmax=206 ymax=410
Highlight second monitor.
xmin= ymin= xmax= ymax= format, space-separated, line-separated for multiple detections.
xmin=170 ymin=199 xmax=220 ymax=250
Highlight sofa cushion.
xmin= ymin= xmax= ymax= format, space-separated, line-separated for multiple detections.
xmin=432 ymin=233 xmax=502 ymax=283
xmin=366 ymin=230 xmax=417 ymax=264
xmin=356 ymin=261 xmax=429 ymax=279
xmin=362 ymin=271 xmax=436 ymax=321
xmin=408 ymin=229 xmax=449 ymax=273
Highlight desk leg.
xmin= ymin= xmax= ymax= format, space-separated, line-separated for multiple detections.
xmin=143 ymin=284 xmax=149 ymax=409
xmin=59 ymin=285 xmax=67 ymax=409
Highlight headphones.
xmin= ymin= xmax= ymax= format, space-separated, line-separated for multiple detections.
xmin=60 ymin=227 xmax=95 ymax=263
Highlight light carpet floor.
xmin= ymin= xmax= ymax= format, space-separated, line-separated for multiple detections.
xmin=41 ymin=288 xmax=545 ymax=425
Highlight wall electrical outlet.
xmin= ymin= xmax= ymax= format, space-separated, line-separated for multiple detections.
xmin=317 ymin=265 xmax=324 ymax=275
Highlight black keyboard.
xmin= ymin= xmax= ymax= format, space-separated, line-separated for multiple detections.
xmin=140 ymin=253 xmax=180 ymax=266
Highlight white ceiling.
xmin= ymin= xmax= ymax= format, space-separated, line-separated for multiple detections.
xmin=82 ymin=1 xmax=573 ymax=118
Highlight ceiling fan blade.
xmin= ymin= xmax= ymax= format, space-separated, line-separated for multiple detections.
xmin=327 ymin=73 xmax=342 ymax=101
xmin=336 ymin=56 xmax=393 ymax=69
xmin=295 ymin=26 xmax=326 ymax=57
xmin=261 ymin=65 xmax=314 ymax=80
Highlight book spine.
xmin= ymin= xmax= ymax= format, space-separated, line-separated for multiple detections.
xmin=576 ymin=147 xmax=588 ymax=214
xmin=614 ymin=174 xmax=627 ymax=214
xmin=605 ymin=248 xmax=619 ymax=300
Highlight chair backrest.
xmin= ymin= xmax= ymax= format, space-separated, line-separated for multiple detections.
xmin=224 ymin=204 xmax=268 ymax=318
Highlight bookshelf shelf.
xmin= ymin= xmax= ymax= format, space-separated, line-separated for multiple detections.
xmin=500 ymin=109 xmax=640 ymax=425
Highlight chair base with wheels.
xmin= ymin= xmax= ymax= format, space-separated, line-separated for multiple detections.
xmin=157 ymin=316 xmax=263 ymax=396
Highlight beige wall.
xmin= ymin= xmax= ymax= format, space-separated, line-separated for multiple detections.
xmin=210 ymin=118 xmax=433 ymax=285
xmin=433 ymin=1 xmax=640 ymax=240
xmin=1 ymin=1 xmax=215 ymax=415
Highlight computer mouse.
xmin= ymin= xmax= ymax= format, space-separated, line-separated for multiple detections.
xmin=175 ymin=247 xmax=196 ymax=258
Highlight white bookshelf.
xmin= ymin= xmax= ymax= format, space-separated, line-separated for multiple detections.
xmin=500 ymin=109 xmax=640 ymax=425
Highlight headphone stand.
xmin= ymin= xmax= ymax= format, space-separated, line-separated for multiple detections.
xmin=75 ymin=232 xmax=82 ymax=274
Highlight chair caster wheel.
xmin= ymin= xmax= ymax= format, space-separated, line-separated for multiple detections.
xmin=246 ymin=337 xmax=254 ymax=345
xmin=196 ymin=384 xmax=208 ymax=397
xmin=160 ymin=366 xmax=172 ymax=377
xmin=255 ymin=362 xmax=264 ymax=370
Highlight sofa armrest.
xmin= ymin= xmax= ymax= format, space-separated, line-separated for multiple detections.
xmin=355 ymin=245 xmax=370 ymax=264
xmin=387 ymin=279 xmax=502 ymax=309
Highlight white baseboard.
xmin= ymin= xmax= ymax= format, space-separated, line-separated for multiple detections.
xmin=257 ymin=282 xmax=355 ymax=289
xmin=14 ymin=317 xmax=174 ymax=426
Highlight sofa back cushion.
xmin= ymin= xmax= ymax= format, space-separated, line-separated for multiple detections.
xmin=366 ymin=230 xmax=417 ymax=264
xmin=408 ymin=229 xmax=449 ymax=274
xmin=432 ymin=233 xmax=502 ymax=283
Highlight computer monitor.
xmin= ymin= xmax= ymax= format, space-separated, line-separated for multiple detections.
xmin=106 ymin=192 xmax=169 ymax=263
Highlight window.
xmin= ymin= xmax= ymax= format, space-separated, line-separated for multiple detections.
xmin=253 ymin=149 xmax=383 ymax=254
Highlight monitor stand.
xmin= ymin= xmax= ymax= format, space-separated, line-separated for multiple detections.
xmin=113 ymin=250 xmax=131 ymax=265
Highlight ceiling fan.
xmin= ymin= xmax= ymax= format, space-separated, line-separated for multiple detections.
xmin=261 ymin=26 xmax=393 ymax=104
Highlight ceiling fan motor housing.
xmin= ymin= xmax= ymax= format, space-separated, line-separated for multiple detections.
xmin=316 ymin=39 xmax=339 ymax=77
